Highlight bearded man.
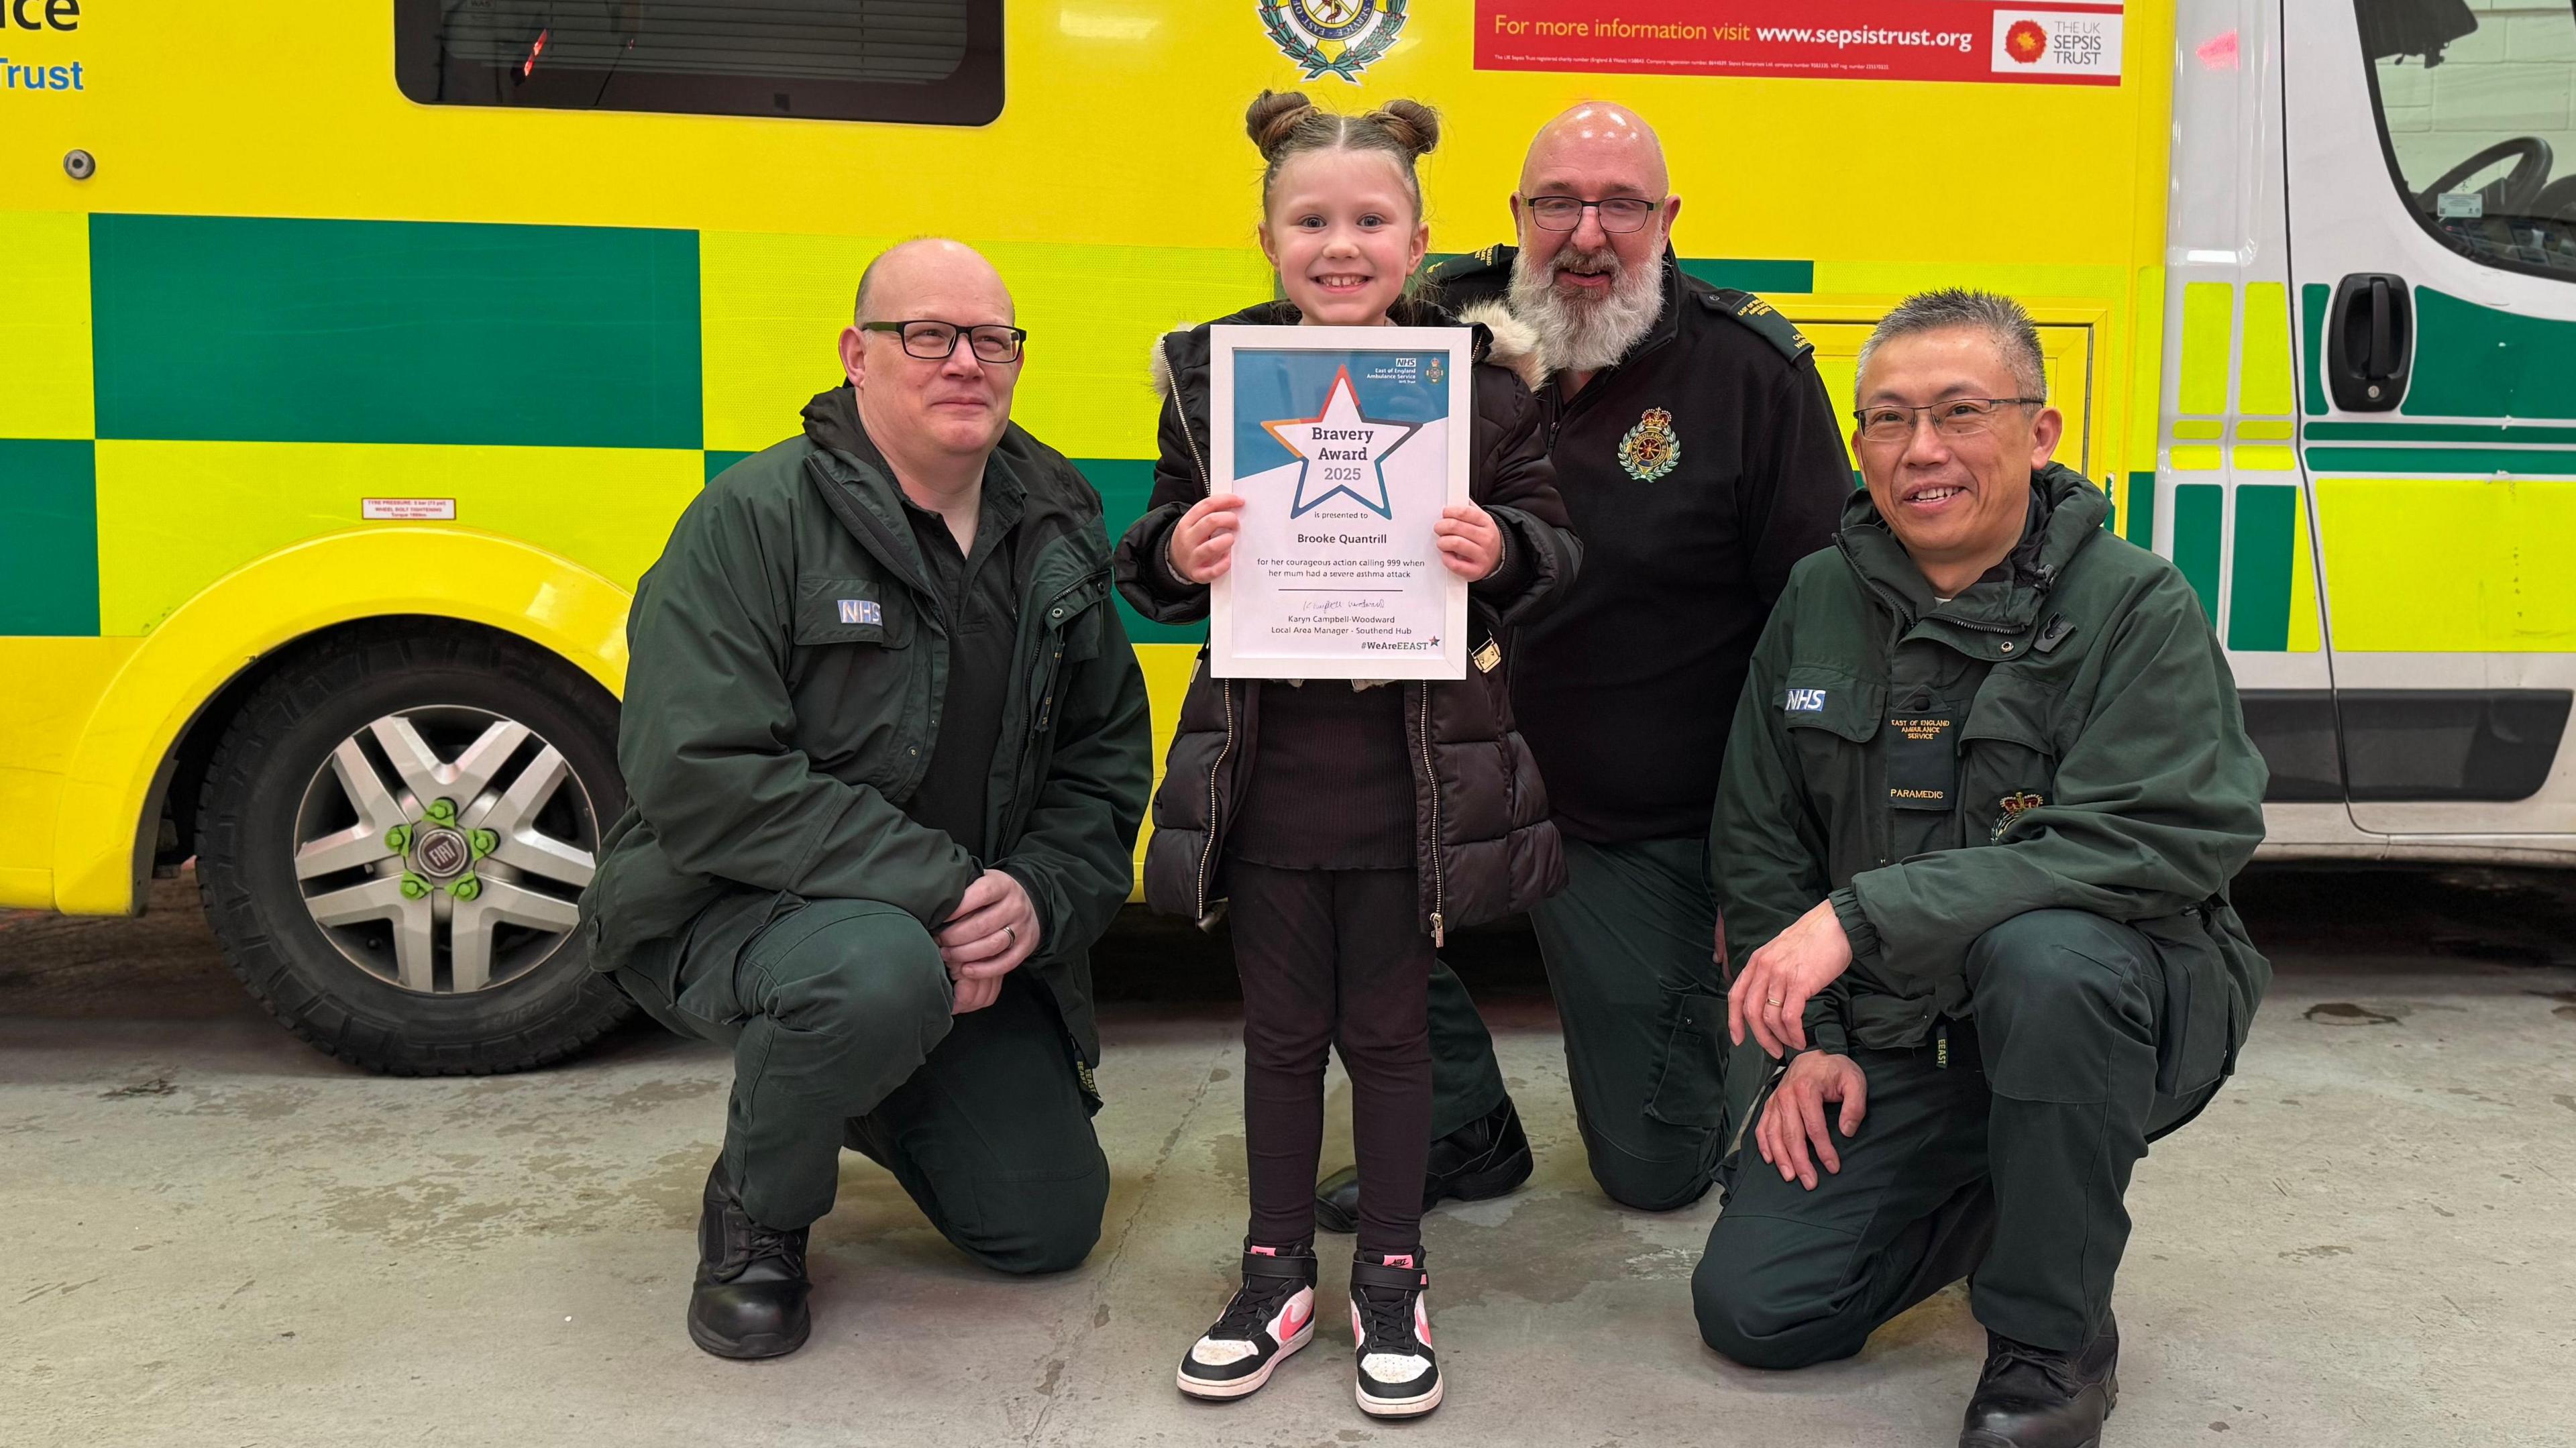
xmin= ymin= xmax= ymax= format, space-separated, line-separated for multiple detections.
xmin=1308 ymin=103 xmax=1854 ymax=1231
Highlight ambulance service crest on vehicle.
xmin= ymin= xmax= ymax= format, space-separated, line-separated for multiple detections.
xmin=1618 ymin=407 xmax=1681 ymax=481
xmin=1259 ymin=0 xmax=1409 ymax=83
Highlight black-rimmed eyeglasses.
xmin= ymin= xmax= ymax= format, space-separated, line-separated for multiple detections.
xmin=1521 ymin=194 xmax=1666 ymax=233
xmin=860 ymin=319 xmax=1028 ymax=364
xmin=1853 ymin=397 xmax=2045 ymax=444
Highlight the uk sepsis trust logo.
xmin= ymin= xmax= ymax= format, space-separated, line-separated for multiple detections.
xmin=1989 ymin=9 xmax=2123 ymax=79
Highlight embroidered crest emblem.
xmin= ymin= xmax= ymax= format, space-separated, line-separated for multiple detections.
xmin=1618 ymin=407 xmax=1682 ymax=481
xmin=1258 ymin=0 xmax=1408 ymax=83
xmin=1991 ymin=790 xmax=2045 ymax=841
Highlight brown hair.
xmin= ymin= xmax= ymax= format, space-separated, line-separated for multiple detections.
xmin=1244 ymin=89 xmax=1442 ymax=220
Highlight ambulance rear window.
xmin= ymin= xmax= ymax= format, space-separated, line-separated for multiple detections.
xmin=394 ymin=0 xmax=1002 ymax=126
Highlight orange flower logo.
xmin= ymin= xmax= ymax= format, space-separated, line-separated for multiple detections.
xmin=2006 ymin=19 xmax=2047 ymax=63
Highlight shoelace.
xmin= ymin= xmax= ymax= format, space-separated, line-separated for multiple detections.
xmin=1351 ymin=1284 xmax=1422 ymax=1357
xmin=722 ymin=1206 xmax=806 ymax=1276
xmin=1980 ymin=1339 xmax=2082 ymax=1399
xmin=1211 ymin=1274 xmax=1301 ymax=1340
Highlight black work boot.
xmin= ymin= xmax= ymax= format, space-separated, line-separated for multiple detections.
xmin=1959 ymin=1313 xmax=2118 ymax=1447
xmin=1315 ymin=1097 xmax=1532 ymax=1234
xmin=686 ymin=1159 xmax=812 ymax=1360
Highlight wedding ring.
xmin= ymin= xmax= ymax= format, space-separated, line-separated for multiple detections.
xmin=1766 ymin=996 xmax=1784 ymax=1007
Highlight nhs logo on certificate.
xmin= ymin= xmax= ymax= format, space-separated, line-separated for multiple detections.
xmin=1206 ymin=325 xmax=1475 ymax=683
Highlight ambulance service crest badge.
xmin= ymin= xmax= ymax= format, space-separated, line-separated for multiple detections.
xmin=1258 ymin=0 xmax=1408 ymax=84
xmin=1992 ymin=790 xmax=2045 ymax=841
xmin=1426 ymin=355 xmax=1445 ymax=385
xmin=1618 ymin=407 xmax=1682 ymax=481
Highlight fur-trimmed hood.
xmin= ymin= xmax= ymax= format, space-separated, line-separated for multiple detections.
xmin=1148 ymin=295 xmax=1547 ymax=398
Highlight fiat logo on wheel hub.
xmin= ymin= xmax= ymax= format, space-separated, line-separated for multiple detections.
xmin=413 ymin=827 xmax=472 ymax=880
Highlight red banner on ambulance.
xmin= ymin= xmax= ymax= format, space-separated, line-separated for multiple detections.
xmin=1473 ymin=2 xmax=2126 ymax=86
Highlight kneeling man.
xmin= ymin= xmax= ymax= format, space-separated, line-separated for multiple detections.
xmin=580 ymin=239 xmax=1151 ymax=1358
xmin=1695 ymin=290 xmax=2269 ymax=1447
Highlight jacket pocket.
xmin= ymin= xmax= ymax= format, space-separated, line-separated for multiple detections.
xmin=2137 ymin=912 xmax=2235 ymax=1099
xmin=1779 ymin=667 xmax=1883 ymax=744
xmin=1960 ymin=669 xmax=2063 ymax=844
xmin=1644 ymin=990 xmax=1733 ymax=1129
xmin=792 ymin=575 xmax=912 ymax=649
xmin=1780 ymin=668 xmax=1884 ymax=829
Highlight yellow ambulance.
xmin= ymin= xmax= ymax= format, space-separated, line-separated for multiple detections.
xmin=3 ymin=0 xmax=2568 ymax=1070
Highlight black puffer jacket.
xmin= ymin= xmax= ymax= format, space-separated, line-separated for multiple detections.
xmin=1113 ymin=298 xmax=1582 ymax=942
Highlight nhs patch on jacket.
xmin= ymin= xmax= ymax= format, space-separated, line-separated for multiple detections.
xmin=838 ymin=599 xmax=883 ymax=626
xmin=1784 ymin=688 xmax=1828 ymax=713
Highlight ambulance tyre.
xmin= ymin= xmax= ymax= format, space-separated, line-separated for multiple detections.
xmin=194 ymin=623 xmax=635 ymax=1075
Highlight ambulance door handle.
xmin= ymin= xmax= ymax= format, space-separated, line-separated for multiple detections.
xmin=2326 ymin=272 xmax=2413 ymax=412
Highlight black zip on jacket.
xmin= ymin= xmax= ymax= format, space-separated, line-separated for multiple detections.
xmin=1428 ymin=247 xmax=1854 ymax=844
xmin=1112 ymin=297 xmax=1583 ymax=943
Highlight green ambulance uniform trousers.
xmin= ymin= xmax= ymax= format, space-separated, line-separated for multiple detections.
xmin=1693 ymin=909 xmax=2224 ymax=1363
xmin=1424 ymin=835 xmax=1768 ymax=1211
xmin=617 ymin=897 xmax=1111 ymax=1274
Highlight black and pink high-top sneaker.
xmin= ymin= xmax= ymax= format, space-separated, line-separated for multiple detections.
xmin=1348 ymin=1249 xmax=1441 ymax=1417
xmin=1176 ymin=1243 xmax=1319 ymax=1400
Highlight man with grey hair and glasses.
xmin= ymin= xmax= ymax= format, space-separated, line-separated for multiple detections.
xmin=1693 ymin=288 xmax=2270 ymax=1447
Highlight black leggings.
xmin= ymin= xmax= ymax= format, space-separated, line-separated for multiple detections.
xmin=1227 ymin=861 xmax=1436 ymax=1257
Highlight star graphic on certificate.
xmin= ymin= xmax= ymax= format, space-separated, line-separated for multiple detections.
xmin=1260 ymin=367 xmax=1421 ymax=520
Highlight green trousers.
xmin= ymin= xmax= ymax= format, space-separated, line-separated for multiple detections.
xmin=616 ymin=897 xmax=1110 ymax=1273
xmin=1693 ymin=909 xmax=2222 ymax=1361
xmin=1426 ymin=835 xmax=1765 ymax=1211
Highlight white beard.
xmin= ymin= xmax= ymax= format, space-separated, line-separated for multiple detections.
xmin=1507 ymin=245 xmax=1663 ymax=374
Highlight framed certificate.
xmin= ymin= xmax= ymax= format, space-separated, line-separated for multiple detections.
xmin=1207 ymin=325 xmax=1475 ymax=681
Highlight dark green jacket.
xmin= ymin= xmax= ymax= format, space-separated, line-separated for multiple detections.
xmin=1712 ymin=464 xmax=2270 ymax=1072
xmin=578 ymin=387 xmax=1153 ymax=1062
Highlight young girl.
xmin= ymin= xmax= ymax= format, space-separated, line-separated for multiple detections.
xmin=1113 ymin=91 xmax=1579 ymax=1420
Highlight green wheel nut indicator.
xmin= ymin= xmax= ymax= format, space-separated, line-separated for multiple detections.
xmin=399 ymin=873 xmax=431 ymax=901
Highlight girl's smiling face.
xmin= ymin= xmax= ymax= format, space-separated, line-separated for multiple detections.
xmin=1259 ymin=147 xmax=1430 ymax=327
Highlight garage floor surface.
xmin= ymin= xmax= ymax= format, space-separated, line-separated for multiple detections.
xmin=4 ymin=869 xmax=2573 ymax=1447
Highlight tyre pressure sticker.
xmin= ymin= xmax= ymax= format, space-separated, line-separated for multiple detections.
xmin=362 ymin=498 xmax=458 ymax=521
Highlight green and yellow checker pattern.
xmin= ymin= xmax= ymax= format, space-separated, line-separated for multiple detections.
xmin=12 ymin=210 xmax=2111 ymax=649
xmin=2299 ymin=282 xmax=2576 ymax=653
xmin=2153 ymin=277 xmax=2320 ymax=653
xmin=0 ymin=209 xmax=1293 ymax=647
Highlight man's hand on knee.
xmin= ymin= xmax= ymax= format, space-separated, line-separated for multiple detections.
xmin=1756 ymin=1051 xmax=1868 ymax=1192
xmin=1727 ymin=898 xmax=1852 ymax=1057
xmin=936 ymin=869 xmax=1042 ymax=1013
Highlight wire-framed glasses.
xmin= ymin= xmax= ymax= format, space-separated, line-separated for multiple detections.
xmin=1853 ymin=396 xmax=2045 ymax=444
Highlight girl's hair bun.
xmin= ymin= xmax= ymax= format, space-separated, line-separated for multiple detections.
xmin=1246 ymin=89 xmax=1319 ymax=160
xmin=1368 ymin=99 xmax=1442 ymax=160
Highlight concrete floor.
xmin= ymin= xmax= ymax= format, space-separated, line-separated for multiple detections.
xmin=3 ymin=869 xmax=2573 ymax=1447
